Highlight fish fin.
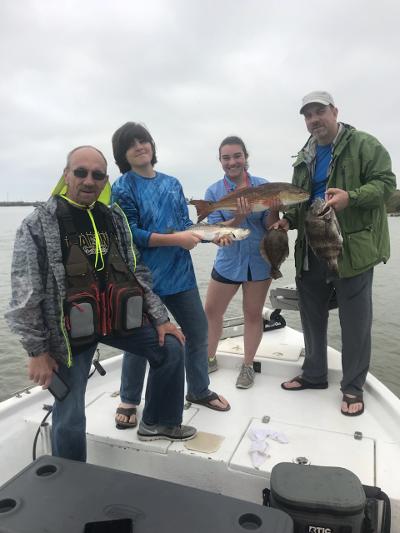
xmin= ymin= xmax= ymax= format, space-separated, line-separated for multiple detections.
xmin=259 ymin=247 xmax=271 ymax=265
xmin=190 ymin=199 xmax=211 ymax=222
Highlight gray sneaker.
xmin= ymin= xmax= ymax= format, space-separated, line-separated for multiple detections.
xmin=236 ymin=364 xmax=255 ymax=389
xmin=137 ymin=421 xmax=197 ymax=442
xmin=208 ymin=356 xmax=218 ymax=374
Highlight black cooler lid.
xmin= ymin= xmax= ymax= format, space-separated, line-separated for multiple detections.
xmin=270 ymin=463 xmax=366 ymax=515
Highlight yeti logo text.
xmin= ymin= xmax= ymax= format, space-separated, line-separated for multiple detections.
xmin=309 ymin=527 xmax=332 ymax=533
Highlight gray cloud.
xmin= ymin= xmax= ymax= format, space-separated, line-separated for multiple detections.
xmin=0 ymin=0 xmax=398 ymax=200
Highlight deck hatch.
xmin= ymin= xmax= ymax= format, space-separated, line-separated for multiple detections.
xmin=229 ymin=418 xmax=375 ymax=486
xmin=218 ymin=329 xmax=303 ymax=362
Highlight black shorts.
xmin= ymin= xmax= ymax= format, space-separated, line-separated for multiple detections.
xmin=211 ymin=267 xmax=254 ymax=285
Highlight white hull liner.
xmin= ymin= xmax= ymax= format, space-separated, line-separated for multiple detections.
xmin=0 ymin=322 xmax=399 ymax=530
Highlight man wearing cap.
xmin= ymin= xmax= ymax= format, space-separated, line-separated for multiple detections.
xmin=274 ymin=91 xmax=396 ymax=416
xmin=6 ymin=145 xmax=197 ymax=462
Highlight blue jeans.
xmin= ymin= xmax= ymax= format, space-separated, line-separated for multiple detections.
xmin=120 ymin=288 xmax=210 ymax=404
xmin=52 ymin=325 xmax=185 ymax=462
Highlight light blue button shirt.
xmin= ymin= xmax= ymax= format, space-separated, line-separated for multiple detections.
xmin=205 ymin=174 xmax=272 ymax=282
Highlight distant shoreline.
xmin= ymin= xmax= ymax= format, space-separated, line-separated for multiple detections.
xmin=0 ymin=201 xmax=399 ymax=216
xmin=0 ymin=201 xmax=44 ymax=207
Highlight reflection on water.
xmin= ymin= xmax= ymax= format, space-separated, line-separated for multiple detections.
xmin=0 ymin=207 xmax=399 ymax=400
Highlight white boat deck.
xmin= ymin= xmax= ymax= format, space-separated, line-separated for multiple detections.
xmin=1 ymin=325 xmax=400 ymax=530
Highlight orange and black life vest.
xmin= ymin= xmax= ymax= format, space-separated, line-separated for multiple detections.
xmin=57 ymin=198 xmax=144 ymax=347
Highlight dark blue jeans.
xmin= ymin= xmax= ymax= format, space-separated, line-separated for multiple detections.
xmin=120 ymin=288 xmax=210 ymax=404
xmin=52 ymin=325 xmax=185 ymax=462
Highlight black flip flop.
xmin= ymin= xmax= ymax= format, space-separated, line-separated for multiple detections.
xmin=186 ymin=391 xmax=231 ymax=412
xmin=341 ymin=394 xmax=364 ymax=417
xmin=115 ymin=406 xmax=138 ymax=429
xmin=281 ymin=375 xmax=328 ymax=391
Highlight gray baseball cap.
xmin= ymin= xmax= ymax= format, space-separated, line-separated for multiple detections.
xmin=300 ymin=91 xmax=335 ymax=114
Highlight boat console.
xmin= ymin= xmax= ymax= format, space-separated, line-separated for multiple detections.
xmin=0 ymin=456 xmax=293 ymax=533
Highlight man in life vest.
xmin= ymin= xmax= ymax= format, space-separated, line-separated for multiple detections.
xmin=6 ymin=145 xmax=197 ymax=462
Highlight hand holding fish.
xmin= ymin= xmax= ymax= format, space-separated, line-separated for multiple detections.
xmin=174 ymin=231 xmax=202 ymax=250
xmin=265 ymin=197 xmax=282 ymax=228
xmin=325 ymin=188 xmax=350 ymax=212
xmin=213 ymin=235 xmax=234 ymax=247
xmin=231 ymin=197 xmax=252 ymax=223
xmin=268 ymin=197 xmax=283 ymax=212
xmin=269 ymin=218 xmax=290 ymax=232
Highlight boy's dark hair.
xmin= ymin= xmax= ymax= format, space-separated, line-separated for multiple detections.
xmin=112 ymin=122 xmax=157 ymax=173
xmin=218 ymin=136 xmax=249 ymax=160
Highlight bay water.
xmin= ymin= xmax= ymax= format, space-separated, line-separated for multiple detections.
xmin=0 ymin=206 xmax=399 ymax=401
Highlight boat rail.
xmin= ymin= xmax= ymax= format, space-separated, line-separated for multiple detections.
xmin=269 ymin=284 xmax=337 ymax=311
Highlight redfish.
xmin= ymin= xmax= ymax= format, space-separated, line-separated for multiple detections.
xmin=190 ymin=183 xmax=309 ymax=223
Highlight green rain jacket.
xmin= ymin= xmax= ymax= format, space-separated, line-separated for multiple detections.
xmin=284 ymin=123 xmax=396 ymax=278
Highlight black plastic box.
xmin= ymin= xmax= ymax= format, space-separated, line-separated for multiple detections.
xmin=0 ymin=456 xmax=293 ymax=533
xmin=268 ymin=462 xmax=366 ymax=533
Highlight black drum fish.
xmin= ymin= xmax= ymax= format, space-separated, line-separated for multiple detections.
xmin=305 ymin=198 xmax=343 ymax=274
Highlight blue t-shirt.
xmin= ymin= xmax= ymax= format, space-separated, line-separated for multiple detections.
xmin=205 ymin=174 xmax=272 ymax=282
xmin=311 ymin=144 xmax=332 ymax=202
xmin=111 ymin=171 xmax=196 ymax=297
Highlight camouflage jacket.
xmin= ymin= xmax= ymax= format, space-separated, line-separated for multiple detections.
xmin=5 ymin=197 xmax=169 ymax=366
xmin=284 ymin=123 xmax=396 ymax=278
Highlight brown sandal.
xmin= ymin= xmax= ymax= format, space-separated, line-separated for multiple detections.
xmin=186 ymin=391 xmax=230 ymax=412
xmin=341 ymin=395 xmax=364 ymax=417
xmin=115 ymin=406 xmax=137 ymax=429
xmin=281 ymin=375 xmax=328 ymax=391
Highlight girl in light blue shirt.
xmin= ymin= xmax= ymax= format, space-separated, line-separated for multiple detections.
xmin=205 ymin=136 xmax=279 ymax=389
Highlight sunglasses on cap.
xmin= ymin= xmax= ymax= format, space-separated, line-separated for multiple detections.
xmin=72 ymin=167 xmax=107 ymax=181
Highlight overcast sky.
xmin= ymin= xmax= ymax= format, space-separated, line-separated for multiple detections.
xmin=1 ymin=0 xmax=398 ymax=201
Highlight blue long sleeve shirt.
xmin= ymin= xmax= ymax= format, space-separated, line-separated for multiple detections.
xmin=111 ymin=171 xmax=197 ymax=297
xmin=205 ymin=174 xmax=272 ymax=282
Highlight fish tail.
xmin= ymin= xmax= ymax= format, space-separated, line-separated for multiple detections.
xmin=190 ymin=199 xmax=211 ymax=222
xmin=327 ymin=262 xmax=339 ymax=275
xmin=271 ymin=268 xmax=283 ymax=280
